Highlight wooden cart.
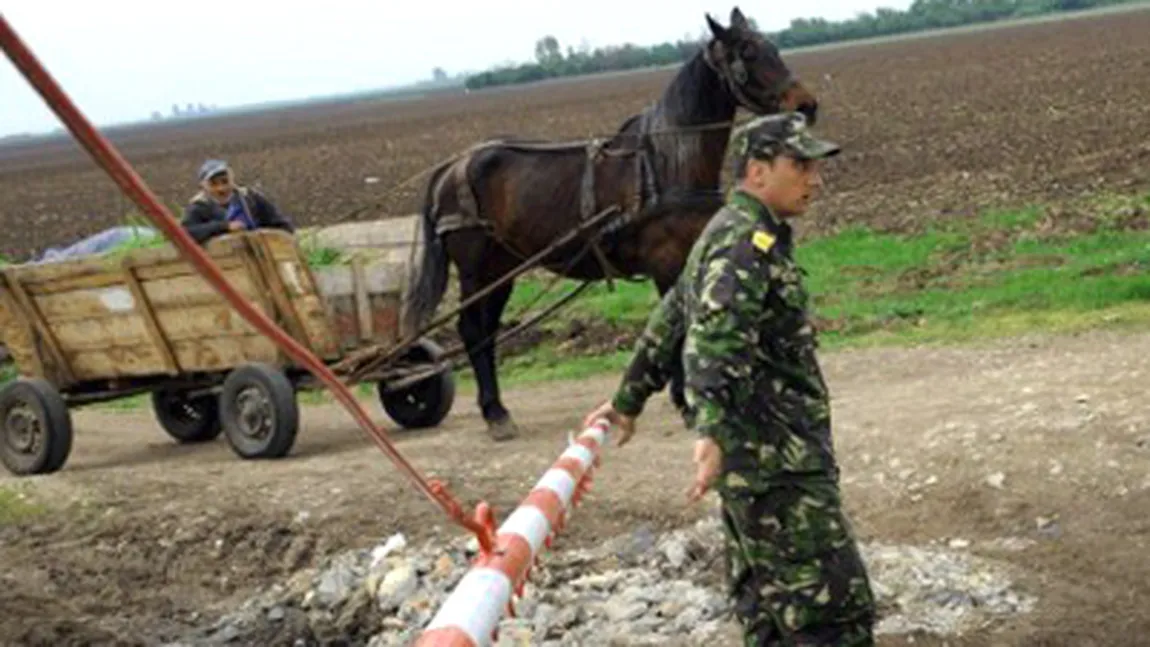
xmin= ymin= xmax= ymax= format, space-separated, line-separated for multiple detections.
xmin=0 ymin=227 xmax=455 ymax=476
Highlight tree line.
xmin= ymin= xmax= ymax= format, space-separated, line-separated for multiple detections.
xmin=464 ymin=0 xmax=1137 ymax=90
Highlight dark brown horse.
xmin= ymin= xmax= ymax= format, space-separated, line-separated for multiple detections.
xmin=404 ymin=7 xmax=819 ymax=439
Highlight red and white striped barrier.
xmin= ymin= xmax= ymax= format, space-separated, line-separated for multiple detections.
xmin=414 ymin=419 xmax=610 ymax=646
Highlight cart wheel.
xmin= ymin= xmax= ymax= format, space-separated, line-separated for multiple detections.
xmin=0 ymin=378 xmax=73 ymax=476
xmin=378 ymin=339 xmax=455 ymax=430
xmin=219 ymin=363 xmax=299 ymax=460
xmin=151 ymin=389 xmax=222 ymax=443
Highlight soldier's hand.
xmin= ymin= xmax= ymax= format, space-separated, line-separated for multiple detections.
xmin=582 ymin=400 xmax=637 ymax=447
xmin=686 ymin=437 xmax=721 ymax=504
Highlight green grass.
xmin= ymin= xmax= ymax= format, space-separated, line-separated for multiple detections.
xmin=0 ymin=485 xmax=47 ymax=526
xmin=490 ymin=190 xmax=1150 ymax=378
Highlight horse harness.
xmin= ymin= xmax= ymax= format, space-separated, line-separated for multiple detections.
xmin=431 ymin=43 xmax=779 ymax=284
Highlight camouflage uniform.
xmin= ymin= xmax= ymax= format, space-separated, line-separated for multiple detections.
xmin=610 ymin=113 xmax=876 ymax=645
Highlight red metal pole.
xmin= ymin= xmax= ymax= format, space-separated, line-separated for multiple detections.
xmin=0 ymin=12 xmax=493 ymax=547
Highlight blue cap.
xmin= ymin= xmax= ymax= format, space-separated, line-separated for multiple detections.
xmin=197 ymin=159 xmax=229 ymax=182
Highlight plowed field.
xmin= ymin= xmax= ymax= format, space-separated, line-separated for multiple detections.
xmin=1 ymin=8 xmax=1149 ymax=260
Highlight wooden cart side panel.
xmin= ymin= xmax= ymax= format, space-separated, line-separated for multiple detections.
xmin=0 ymin=234 xmax=280 ymax=383
xmin=1 ymin=273 xmax=76 ymax=385
xmin=310 ymin=260 xmax=406 ymax=351
xmin=0 ymin=283 xmax=46 ymax=380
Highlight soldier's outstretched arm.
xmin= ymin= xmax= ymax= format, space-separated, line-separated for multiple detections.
xmin=609 ymin=282 xmax=687 ymax=418
xmin=683 ymin=233 xmax=771 ymax=449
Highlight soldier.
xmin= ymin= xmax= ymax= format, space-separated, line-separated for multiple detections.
xmin=582 ymin=112 xmax=876 ymax=645
xmin=181 ymin=159 xmax=295 ymax=244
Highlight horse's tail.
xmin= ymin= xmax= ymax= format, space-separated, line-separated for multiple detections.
xmin=402 ymin=156 xmax=457 ymax=337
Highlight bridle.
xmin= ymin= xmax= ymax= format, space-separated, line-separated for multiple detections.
xmin=703 ymin=40 xmax=796 ymax=115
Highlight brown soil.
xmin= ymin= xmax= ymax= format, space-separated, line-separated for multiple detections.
xmin=3 ymin=328 xmax=1150 ymax=645
xmin=1 ymin=10 xmax=1149 ymax=260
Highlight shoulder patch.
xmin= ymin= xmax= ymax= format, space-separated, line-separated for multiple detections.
xmin=751 ymin=230 xmax=776 ymax=253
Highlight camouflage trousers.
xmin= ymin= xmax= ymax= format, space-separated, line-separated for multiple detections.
xmin=719 ymin=479 xmax=876 ymax=646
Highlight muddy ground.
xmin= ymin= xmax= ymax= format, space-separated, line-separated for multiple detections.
xmin=2 ymin=328 xmax=1149 ymax=645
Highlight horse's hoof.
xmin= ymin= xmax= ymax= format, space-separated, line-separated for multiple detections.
xmin=487 ymin=417 xmax=519 ymax=441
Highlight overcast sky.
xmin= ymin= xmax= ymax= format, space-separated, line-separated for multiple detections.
xmin=1 ymin=0 xmax=910 ymax=137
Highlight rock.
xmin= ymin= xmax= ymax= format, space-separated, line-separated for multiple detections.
xmin=267 ymin=606 xmax=285 ymax=622
xmin=658 ymin=536 xmax=689 ymax=569
xmin=370 ymin=534 xmax=407 ymax=570
xmin=986 ymin=472 xmax=1006 ymax=489
xmin=376 ymin=562 xmax=418 ymax=612
xmin=1035 ymin=516 xmax=1061 ymax=539
xmin=672 ymin=606 xmax=704 ymax=633
xmin=607 ymin=601 xmax=648 ymax=622
xmin=312 ymin=557 xmax=360 ymax=609
xmin=432 ymin=554 xmax=454 ymax=578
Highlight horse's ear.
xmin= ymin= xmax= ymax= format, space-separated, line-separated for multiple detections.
xmin=730 ymin=7 xmax=750 ymax=30
xmin=706 ymin=13 xmax=728 ymax=41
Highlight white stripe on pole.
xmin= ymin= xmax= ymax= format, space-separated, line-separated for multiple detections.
xmin=424 ymin=566 xmax=512 ymax=643
xmin=499 ymin=505 xmax=551 ymax=554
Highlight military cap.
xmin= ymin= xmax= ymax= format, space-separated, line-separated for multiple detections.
xmin=731 ymin=112 xmax=841 ymax=162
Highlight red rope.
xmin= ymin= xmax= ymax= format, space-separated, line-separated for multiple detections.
xmin=0 ymin=13 xmax=494 ymax=553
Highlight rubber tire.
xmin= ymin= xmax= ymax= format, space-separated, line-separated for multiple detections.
xmin=0 ymin=378 xmax=73 ymax=476
xmin=378 ymin=338 xmax=455 ymax=430
xmin=218 ymin=363 xmax=299 ymax=460
xmin=151 ymin=389 xmax=222 ymax=443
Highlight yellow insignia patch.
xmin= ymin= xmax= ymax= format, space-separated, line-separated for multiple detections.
xmin=751 ymin=230 xmax=776 ymax=253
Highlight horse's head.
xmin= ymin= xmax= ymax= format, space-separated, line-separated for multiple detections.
xmin=704 ymin=7 xmax=819 ymax=124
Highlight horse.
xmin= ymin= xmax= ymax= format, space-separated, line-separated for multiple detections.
xmin=403 ymin=7 xmax=819 ymax=440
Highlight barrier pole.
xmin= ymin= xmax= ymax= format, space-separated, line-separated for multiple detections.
xmin=414 ymin=419 xmax=610 ymax=647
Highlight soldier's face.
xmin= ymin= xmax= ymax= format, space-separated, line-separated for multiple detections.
xmin=748 ymin=155 xmax=825 ymax=217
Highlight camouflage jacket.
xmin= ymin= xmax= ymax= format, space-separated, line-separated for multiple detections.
xmin=610 ymin=189 xmax=838 ymax=492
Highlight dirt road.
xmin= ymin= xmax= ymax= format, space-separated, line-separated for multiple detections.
xmin=2 ymin=329 xmax=1149 ymax=645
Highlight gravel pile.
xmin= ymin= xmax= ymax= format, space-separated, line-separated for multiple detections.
xmin=173 ymin=510 xmax=1036 ymax=646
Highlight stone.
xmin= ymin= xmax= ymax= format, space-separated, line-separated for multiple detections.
xmin=376 ymin=562 xmax=418 ymax=612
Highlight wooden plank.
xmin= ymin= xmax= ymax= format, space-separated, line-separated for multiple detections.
xmin=3 ymin=239 xmax=241 ymax=286
xmin=30 ymin=270 xmax=258 ymax=322
xmin=153 ymin=304 xmax=260 ymax=342
xmin=50 ymin=313 xmax=149 ymax=351
xmin=122 ymin=259 xmax=180 ymax=376
xmin=352 ymin=257 xmax=372 ymax=344
xmin=247 ymin=235 xmax=311 ymax=349
xmin=170 ymin=334 xmax=279 ymax=372
xmin=1 ymin=273 xmax=75 ymax=385
xmin=234 ymin=237 xmax=287 ymax=366
xmin=19 ymin=256 xmax=246 ymax=295
xmin=68 ymin=344 xmax=167 ymax=380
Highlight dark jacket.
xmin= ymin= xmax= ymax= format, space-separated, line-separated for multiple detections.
xmin=181 ymin=186 xmax=294 ymax=244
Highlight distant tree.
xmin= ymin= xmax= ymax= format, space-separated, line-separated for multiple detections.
xmin=171 ymin=103 xmax=181 ymax=117
xmin=151 ymin=111 xmax=163 ymax=121
xmin=534 ymin=35 xmax=562 ymax=69
xmin=432 ymin=67 xmax=448 ymax=82
xmin=464 ymin=0 xmax=1141 ymax=90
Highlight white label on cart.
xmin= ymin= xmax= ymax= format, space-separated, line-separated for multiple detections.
xmin=99 ymin=287 xmax=135 ymax=312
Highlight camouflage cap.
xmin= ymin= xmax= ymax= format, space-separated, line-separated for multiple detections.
xmin=731 ymin=112 xmax=841 ymax=162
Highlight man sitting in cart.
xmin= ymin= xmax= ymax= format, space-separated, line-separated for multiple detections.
xmin=181 ymin=159 xmax=295 ymax=244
